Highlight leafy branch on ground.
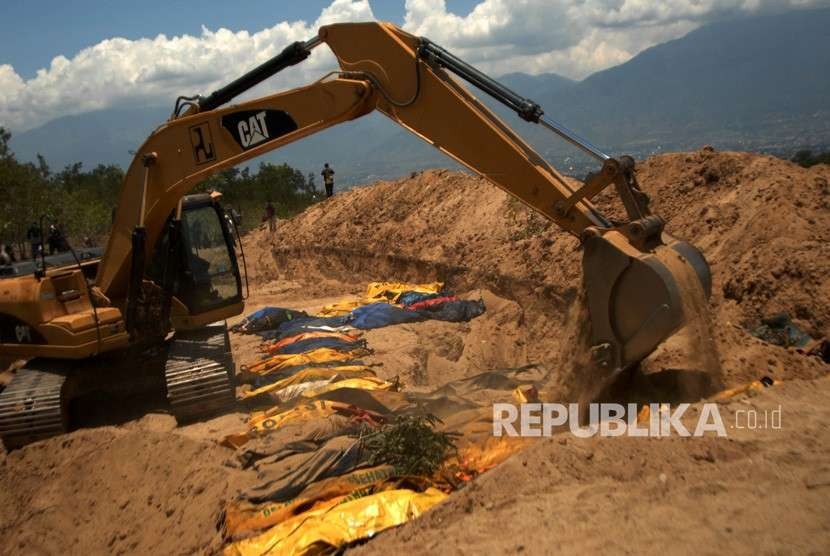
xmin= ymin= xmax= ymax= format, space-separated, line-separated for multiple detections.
xmin=355 ymin=413 xmax=458 ymax=477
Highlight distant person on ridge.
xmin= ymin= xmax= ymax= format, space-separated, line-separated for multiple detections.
xmin=321 ymin=163 xmax=335 ymax=198
xmin=264 ymin=201 xmax=276 ymax=232
xmin=47 ymin=222 xmax=62 ymax=255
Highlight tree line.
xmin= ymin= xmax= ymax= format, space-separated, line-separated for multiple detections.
xmin=791 ymin=149 xmax=830 ymax=168
xmin=0 ymin=127 xmax=320 ymax=260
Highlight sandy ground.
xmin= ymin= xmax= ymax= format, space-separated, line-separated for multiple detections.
xmin=1 ymin=149 xmax=828 ymax=554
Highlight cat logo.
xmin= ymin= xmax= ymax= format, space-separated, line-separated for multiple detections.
xmin=237 ymin=111 xmax=270 ymax=148
xmin=221 ymin=109 xmax=298 ymax=151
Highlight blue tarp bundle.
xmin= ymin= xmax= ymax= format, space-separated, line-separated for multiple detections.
xmin=423 ymin=299 xmax=486 ymax=322
xmin=258 ymin=315 xmax=352 ymax=340
xmin=397 ymin=291 xmax=442 ymax=307
xmin=232 ymin=307 xmax=308 ymax=334
xmin=349 ymin=299 xmax=486 ymax=330
xmin=275 ymin=337 xmax=367 ymax=355
xmin=751 ymin=313 xmax=812 ymax=348
xmin=349 ymin=303 xmax=427 ymax=329
xmin=235 ymin=296 xmax=486 ymax=336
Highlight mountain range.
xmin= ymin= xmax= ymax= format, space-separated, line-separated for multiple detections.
xmin=10 ymin=8 xmax=830 ymax=185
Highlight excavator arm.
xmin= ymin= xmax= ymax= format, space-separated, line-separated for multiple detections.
xmin=96 ymin=77 xmax=374 ymax=300
xmin=96 ymin=21 xmax=711 ymax=372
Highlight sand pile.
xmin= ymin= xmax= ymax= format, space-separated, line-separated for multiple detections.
xmin=252 ymin=168 xmax=583 ymax=298
xmin=354 ymin=376 xmax=830 ymax=555
xmin=639 ymin=148 xmax=829 ymax=337
xmin=0 ymin=414 xmax=256 ymax=554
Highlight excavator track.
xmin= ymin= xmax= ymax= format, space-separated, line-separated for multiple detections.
xmin=0 ymin=324 xmax=237 ymax=447
xmin=164 ymin=322 xmax=237 ymax=423
xmin=0 ymin=364 xmax=68 ymax=448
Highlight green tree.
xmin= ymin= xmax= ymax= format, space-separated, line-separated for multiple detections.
xmin=0 ymin=124 xmax=317 ymax=258
xmin=0 ymin=128 xmax=11 ymax=160
xmin=791 ymin=149 xmax=830 ymax=168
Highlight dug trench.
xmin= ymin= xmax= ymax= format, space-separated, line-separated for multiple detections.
xmin=1 ymin=148 xmax=829 ymax=554
xmin=251 ymin=148 xmax=829 ymax=392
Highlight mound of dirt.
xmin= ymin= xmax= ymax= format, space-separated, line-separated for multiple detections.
xmin=0 ymin=415 xmax=255 ymax=554
xmin=353 ymin=376 xmax=830 ymax=555
xmin=640 ymin=148 xmax=830 ymax=337
xmin=248 ymin=148 xmax=829 ymax=388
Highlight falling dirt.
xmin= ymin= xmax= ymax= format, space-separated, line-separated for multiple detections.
xmin=1 ymin=148 xmax=828 ymax=553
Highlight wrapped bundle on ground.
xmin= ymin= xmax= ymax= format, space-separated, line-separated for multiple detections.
xmin=231 ymin=307 xmax=308 ymax=334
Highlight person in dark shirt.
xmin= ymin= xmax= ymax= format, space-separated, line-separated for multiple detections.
xmin=47 ymin=223 xmax=60 ymax=255
xmin=264 ymin=201 xmax=276 ymax=232
xmin=321 ymin=163 xmax=335 ymax=197
xmin=26 ymin=223 xmax=41 ymax=259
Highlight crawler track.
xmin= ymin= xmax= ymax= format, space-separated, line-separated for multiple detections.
xmin=164 ymin=322 xmax=237 ymax=422
xmin=0 ymin=364 xmax=68 ymax=448
xmin=0 ymin=323 xmax=237 ymax=448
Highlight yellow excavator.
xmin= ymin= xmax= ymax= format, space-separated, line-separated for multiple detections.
xmin=0 ymin=22 xmax=710 ymax=447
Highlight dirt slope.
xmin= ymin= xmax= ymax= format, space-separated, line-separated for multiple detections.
xmin=0 ymin=414 xmax=256 ymax=555
xmin=260 ymin=149 xmax=830 ymax=333
xmin=252 ymin=148 xmax=830 ymax=387
xmin=354 ymin=376 xmax=830 ymax=555
xmin=640 ymin=149 xmax=830 ymax=337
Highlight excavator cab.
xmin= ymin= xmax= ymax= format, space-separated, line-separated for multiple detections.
xmin=145 ymin=193 xmax=244 ymax=332
xmin=176 ymin=195 xmax=242 ymax=315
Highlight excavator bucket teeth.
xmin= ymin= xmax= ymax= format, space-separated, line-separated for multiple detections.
xmin=582 ymin=230 xmax=711 ymax=371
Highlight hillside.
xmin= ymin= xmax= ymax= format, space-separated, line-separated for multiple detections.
xmin=10 ymin=8 xmax=830 ymax=183
xmin=251 ymin=147 xmax=830 ymax=388
xmin=555 ymin=8 xmax=830 ymax=148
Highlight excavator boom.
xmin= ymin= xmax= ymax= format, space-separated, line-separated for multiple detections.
xmin=96 ymin=21 xmax=710 ymax=371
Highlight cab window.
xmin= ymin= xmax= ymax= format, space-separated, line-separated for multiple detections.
xmin=179 ymin=204 xmax=241 ymax=313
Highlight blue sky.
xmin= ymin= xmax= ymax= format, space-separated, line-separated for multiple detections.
xmin=1 ymin=0 xmax=824 ymax=132
xmin=0 ymin=1 xmax=477 ymax=79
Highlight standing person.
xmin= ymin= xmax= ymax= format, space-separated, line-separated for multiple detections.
xmin=47 ymin=222 xmax=60 ymax=255
xmin=47 ymin=221 xmax=69 ymax=254
xmin=264 ymin=201 xmax=276 ymax=232
xmin=27 ymin=222 xmax=41 ymax=260
xmin=321 ymin=163 xmax=335 ymax=198
xmin=0 ymin=244 xmax=11 ymax=266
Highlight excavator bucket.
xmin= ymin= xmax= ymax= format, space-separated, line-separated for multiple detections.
xmin=582 ymin=230 xmax=712 ymax=372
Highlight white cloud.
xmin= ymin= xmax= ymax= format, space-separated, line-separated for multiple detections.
xmin=0 ymin=0 xmax=373 ymax=132
xmin=402 ymin=0 xmax=830 ymax=76
xmin=1 ymin=0 xmax=827 ymax=132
